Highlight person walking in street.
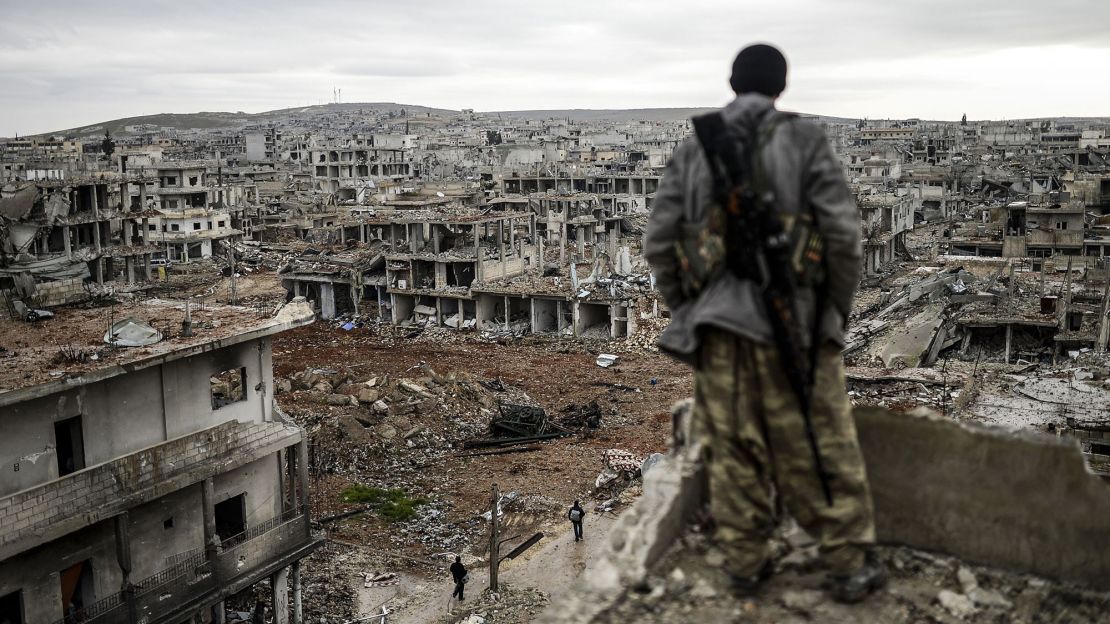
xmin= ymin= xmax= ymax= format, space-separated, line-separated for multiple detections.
xmin=644 ymin=43 xmax=885 ymax=603
xmin=568 ymin=500 xmax=585 ymax=542
xmin=450 ymin=556 xmax=468 ymax=601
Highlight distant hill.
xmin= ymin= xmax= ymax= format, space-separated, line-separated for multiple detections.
xmin=486 ymin=108 xmax=717 ymax=122
xmin=33 ymin=101 xmax=1108 ymax=141
xmin=485 ymin=107 xmax=859 ymax=124
xmin=33 ymin=102 xmax=458 ymax=139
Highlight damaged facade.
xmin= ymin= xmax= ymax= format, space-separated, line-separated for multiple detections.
xmin=0 ymin=298 xmax=319 ymax=623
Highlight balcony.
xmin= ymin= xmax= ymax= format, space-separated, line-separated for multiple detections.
xmin=54 ymin=506 xmax=319 ymax=624
xmin=0 ymin=420 xmax=301 ymax=561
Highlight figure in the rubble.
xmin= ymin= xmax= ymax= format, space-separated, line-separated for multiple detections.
xmin=568 ymin=500 xmax=585 ymax=541
xmin=644 ymin=43 xmax=885 ymax=603
xmin=450 ymin=555 xmax=468 ymax=601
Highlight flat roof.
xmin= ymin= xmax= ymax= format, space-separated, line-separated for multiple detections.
xmin=0 ymin=298 xmax=314 ymax=406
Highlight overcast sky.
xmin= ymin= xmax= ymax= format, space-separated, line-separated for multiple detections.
xmin=2 ymin=0 xmax=1108 ymax=136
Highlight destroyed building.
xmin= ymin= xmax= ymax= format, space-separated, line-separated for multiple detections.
xmin=0 ymin=298 xmax=319 ymax=623
xmin=0 ymin=175 xmax=161 ymax=314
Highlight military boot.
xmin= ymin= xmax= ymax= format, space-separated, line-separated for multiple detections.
xmin=827 ymin=558 xmax=887 ymax=603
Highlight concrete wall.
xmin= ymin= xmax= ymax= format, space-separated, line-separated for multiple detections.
xmin=0 ymin=453 xmax=284 ymax=623
xmin=32 ymin=277 xmax=87 ymax=307
xmin=213 ymin=454 xmax=283 ymax=531
xmin=0 ymin=337 xmax=273 ymax=498
xmin=126 ymin=483 xmax=206 ymax=581
xmin=0 ymin=520 xmax=117 ymax=623
xmin=856 ymin=407 xmax=1110 ymax=588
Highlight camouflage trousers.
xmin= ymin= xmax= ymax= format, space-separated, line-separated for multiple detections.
xmin=694 ymin=328 xmax=876 ymax=577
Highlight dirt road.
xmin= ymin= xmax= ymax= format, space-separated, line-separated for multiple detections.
xmin=362 ymin=513 xmax=620 ymax=624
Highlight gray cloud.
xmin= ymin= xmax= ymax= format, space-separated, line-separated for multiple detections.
xmin=1 ymin=0 xmax=1108 ymax=135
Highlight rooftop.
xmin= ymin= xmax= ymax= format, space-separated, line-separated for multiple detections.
xmin=0 ymin=297 xmax=314 ymax=406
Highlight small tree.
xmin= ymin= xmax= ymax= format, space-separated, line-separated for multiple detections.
xmin=101 ymin=130 xmax=115 ymax=158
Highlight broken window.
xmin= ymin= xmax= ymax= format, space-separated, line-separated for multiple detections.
xmin=218 ymin=220 xmax=226 ymax=228
xmin=210 ymin=367 xmax=247 ymax=409
xmin=214 ymin=493 xmax=246 ymax=543
xmin=188 ymin=176 xmax=198 ymax=186
xmin=0 ymin=590 xmax=23 ymax=624
xmin=166 ymin=176 xmax=177 ymax=186
xmin=163 ymin=516 xmax=175 ymax=530
xmin=193 ymin=223 xmax=201 ymax=231
xmin=54 ymin=416 xmax=85 ymax=477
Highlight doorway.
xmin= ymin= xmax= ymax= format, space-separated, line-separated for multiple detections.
xmin=215 ymin=494 xmax=247 ymax=543
xmin=0 ymin=590 xmax=24 ymax=624
xmin=59 ymin=560 xmax=94 ymax=617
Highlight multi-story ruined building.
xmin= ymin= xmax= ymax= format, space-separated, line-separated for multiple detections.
xmin=0 ymin=174 xmax=161 ymax=315
xmin=140 ymin=164 xmax=243 ymax=263
xmin=0 ymin=298 xmax=318 ymax=624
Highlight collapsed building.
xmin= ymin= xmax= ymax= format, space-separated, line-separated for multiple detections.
xmin=0 ymin=175 xmax=161 ymax=314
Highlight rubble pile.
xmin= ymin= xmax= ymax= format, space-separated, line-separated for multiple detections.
xmin=281 ymin=364 xmax=528 ymax=474
xmin=601 ymin=535 xmax=1110 ymax=624
xmin=450 ymin=584 xmax=551 ymax=624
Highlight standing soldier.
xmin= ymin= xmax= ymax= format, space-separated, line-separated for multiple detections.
xmin=644 ymin=43 xmax=885 ymax=603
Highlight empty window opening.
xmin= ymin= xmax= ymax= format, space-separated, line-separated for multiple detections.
xmin=59 ymin=560 xmax=94 ymax=617
xmin=163 ymin=517 xmax=175 ymax=530
xmin=0 ymin=590 xmax=24 ymax=624
xmin=446 ymin=263 xmax=475 ymax=288
xmin=54 ymin=416 xmax=85 ymax=477
xmin=1068 ymin=312 xmax=1084 ymax=331
xmin=193 ymin=223 xmax=201 ymax=231
xmin=188 ymin=176 xmax=198 ymax=186
xmin=214 ymin=494 xmax=247 ymax=543
xmin=171 ymin=223 xmax=180 ymax=231
xmin=211 ymin=367 xmax=247 ymax=409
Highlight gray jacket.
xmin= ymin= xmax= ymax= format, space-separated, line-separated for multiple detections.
xmin=644 ymin=93 xmax=861 ymax=361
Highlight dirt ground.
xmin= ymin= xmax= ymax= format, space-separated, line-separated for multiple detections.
xmin=269 ymin=320 xmax=692 ymax=620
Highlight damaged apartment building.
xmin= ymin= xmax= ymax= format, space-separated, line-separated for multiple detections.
xmin=136 ymin=164 xmax=247 ymax=264
xmin=278 ymin=190 xmax=646 ymax=339
xmin=0 ymin=298 xmax=319 ymax=624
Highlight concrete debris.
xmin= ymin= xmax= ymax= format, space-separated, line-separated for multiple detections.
xmin=450 ymin=584 xmax=549 ymax=624
xmin=596 ymin=353 xmax=621 ymax=368
xmin=937 ymin=589 xmax=977 ymax=619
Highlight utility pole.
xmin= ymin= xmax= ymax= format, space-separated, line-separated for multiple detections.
xmin=227 ymin=248 xmax=238 ymax=305
xmin=489 ymin=483 xmax=499 ymax=592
